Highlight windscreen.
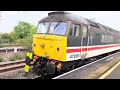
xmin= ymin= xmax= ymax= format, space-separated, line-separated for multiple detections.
xmin=49 ymin=22 xmax=67 ymax=35
xmin=36 ymin=22 xmax=50 ymax=34
xmin=36 ymin=21 xmax=67 ymax=35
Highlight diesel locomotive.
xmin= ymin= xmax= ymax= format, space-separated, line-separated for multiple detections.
xmin=24 ymin=12 xmax=120 ymax=76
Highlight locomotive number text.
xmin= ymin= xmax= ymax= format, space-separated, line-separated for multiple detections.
xmin=70 ymin=54 xmax=80 ymax=58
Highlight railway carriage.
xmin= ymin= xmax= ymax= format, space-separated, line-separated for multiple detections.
xmin=29 ymin=12 xmax=120 ymax=76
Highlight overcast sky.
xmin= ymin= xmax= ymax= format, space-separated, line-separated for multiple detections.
xmin=0 ymin=11 xmax=120 ymax=33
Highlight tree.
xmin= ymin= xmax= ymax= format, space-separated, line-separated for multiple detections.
xmin=9 ymin=21 xmax=37 ymax=51
xmin=9 ymin=31 xmax=18 ymax=42
xmin=1 ymin=33 xmax=10 ymax=39
xmin=13 ymin=21 xmax=33 ymax=39
xmin=0 ymin=33 xmax=13 ymax=42
xmin=24 ymin=25 xmax=36 ymax=51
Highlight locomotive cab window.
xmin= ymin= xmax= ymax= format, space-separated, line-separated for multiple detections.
xmin=36 ymin=22 xmax=50 ymax=34
xmin=49 ymin=22 xmax=68 ymax=35
xmin=69 ymin=24 xmax=80 ymax=36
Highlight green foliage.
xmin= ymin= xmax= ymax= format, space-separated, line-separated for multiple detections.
xmin=0 ymin=41 xmax=1 ymax=47
xmin=12 ymin=25 xmax=36 ymax=51
xmin=9 ymin=56 xmax=16 ymax=61
xmin=9 ymin=31 xmax=18 ymax=42
xmin=1 ymin=33 xmax=10 ymax=39
xmin=15 ymin=39 xmax=27 ymax=45
xmin=28 ymin=25 xmax=36 ymax=37
xmin=15 ymin=53 xmax=25 ymax=60
xmin=9 ymin=53 xmax=25 ymax=61
xmin=0 ymin=57 xmax=3 ymax=62
xmin=13 ymin=21 xmax=33 ymax=39
xmin=1 ymin=21 xmax=37 ymax=51
xmin=24 ymin=25 xmax=36 ymax=51
xmin=0 ymin=44 xmax=2 ymax=48
xmin=24 ymin=37 xmax=33 ymax=52
xmin=0 ymin=33 xmax=13 ymax=42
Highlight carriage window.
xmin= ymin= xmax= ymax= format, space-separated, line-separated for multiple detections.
xmin=87 ymin=19 xmax=100 ymax=29
xmin=69 ymin=24 xmax=80 ymax=36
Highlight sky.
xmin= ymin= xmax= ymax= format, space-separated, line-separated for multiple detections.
xmin=0 ymin=11 xmax=120 ymax=33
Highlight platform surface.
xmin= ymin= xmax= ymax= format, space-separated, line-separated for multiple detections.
xmin=53 ymin=51 xmax=120 ymax=79
xmin=105 ymin=62 xmax=120 ymax=79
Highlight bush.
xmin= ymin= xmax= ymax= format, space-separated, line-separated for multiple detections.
xmin=0 ymin=44 xmax=2 ymax=48
xmin=9 ymin=56 xmax=16 ymax=61
xmin=24 ymin=37 xmax=33 ymax=52
xmin=16 ymin=53 xmax=25 ymax=60
xmin=14 ymin=38 xmax=32 ymax=51
xmin=15 ymin=39 xmax=27 ymax=46
xmin=0 ymin=57 xmax=3 ymax=62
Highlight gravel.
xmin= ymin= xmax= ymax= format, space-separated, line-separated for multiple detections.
xmin=0 ymin=66 xmax=38 ymax=79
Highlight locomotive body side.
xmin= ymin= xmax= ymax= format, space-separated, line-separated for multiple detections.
xmin=86 ymin=26 xmax=120 ymax=58
xmin=66 ymin=19 xmax=120 ymax=61
xmin=66 ymin=22 xmax=88 ymax=61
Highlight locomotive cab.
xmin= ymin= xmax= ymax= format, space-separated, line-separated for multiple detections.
xmin=33 ymin=20 xmax=68 ymax=62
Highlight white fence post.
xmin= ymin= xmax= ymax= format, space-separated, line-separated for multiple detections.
xmin=5 ymin=47 xmax=7 ymax=54
xmin=14 ymin=48 xmax=17 ymax=53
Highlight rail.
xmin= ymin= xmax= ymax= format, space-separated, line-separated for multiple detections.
xmin=0 ymin=60 xmax=33 ymax=73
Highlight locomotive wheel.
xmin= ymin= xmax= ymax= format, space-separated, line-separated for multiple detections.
xmin=46 ymin=64 xmax=56 ymax=75
xmin=36 ymin=67 xmax=46 ymax=76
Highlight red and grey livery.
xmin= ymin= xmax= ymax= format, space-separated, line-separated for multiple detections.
xmin=29 ymin=12 xmax=120 ymax=76
xmin=60 ymin=12 xmax=120 ymax=61
xmin=67 ymin=44 xmax=120 ymax=61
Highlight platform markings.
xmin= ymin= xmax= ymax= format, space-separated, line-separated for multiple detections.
xmin=98 ymin=60 xmax=120 ymax=79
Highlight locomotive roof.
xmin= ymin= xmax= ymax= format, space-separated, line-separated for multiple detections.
xmin=39 ymin=11 xmax=89 ymax=25
xmin=39 ymin=12 xmax=120 ymax=34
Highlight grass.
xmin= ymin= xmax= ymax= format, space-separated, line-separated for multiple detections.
xmin=15 ymin=53 xmax=25 ymax=60
xmin=0 ymin=57 xmax=3 ymax=62
xmin=0 ymin=44 xmax=3 ymax=48
xmin=9 ymin=56 xmax=16 ymax=61
xmin=9 ymin=53 xmax=25 ymax=61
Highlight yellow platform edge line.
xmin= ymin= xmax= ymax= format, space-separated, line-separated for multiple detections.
xmin=98 ymin=60 xmax=120 ymax=79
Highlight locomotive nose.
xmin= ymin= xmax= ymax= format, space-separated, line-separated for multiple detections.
xmin=33 ymin=34 xmax=67 ymax=61
xmin=40 ymin=43 xmax=45 ymax=49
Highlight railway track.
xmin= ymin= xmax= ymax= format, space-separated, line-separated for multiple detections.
xmin=0 ymin=60 xmax=32 ymax=73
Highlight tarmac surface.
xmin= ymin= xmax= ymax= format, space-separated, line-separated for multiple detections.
xmin=53 ymin=51 xmax=120 ymax=79
xmin=105 ymin=61 xmax=120 ymax=79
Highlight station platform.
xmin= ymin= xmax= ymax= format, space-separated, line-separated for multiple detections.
xmin=53 ymin=51 xmax=120 ymax=79
xmin=99 ymin=61 xmax=120 ymax=79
